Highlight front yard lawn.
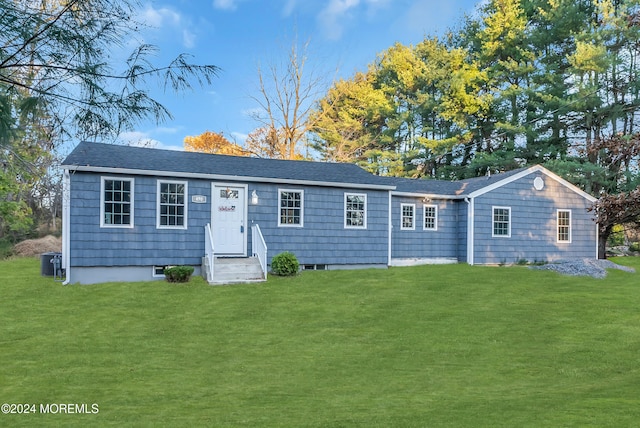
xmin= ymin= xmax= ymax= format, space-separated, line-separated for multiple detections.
xmin=1 ymin=257 xmax=639 ymax=427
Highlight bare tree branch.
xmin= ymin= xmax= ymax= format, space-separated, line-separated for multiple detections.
xmin=248 ymin=37 xmax=331 ymax=159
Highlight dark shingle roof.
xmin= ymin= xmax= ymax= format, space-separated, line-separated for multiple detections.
xmin=62 ymin=142 xmax=535 ymax=196
xmin=456 ymin=167 xmax=529 ymax=193
xmin=382 ymin=167 xmax=530 ymax=197
xmin=62 ymin=141 xmax=393 ymax=189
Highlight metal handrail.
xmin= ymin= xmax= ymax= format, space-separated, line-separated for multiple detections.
xmin=204 ymin=223 xmax=215 ymax=281
xmin=251 ymin=223 xmax=268 ymax=279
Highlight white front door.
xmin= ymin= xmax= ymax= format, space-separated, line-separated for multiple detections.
xmin=212 ymin=185 xmax=246 ymax=255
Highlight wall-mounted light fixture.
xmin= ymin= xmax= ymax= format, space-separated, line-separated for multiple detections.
xmin=251 ymin=190 xmax=259 ymax=205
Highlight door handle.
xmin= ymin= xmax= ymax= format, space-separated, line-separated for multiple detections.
xmin=240 ymin=225 xmax=244 ymax=233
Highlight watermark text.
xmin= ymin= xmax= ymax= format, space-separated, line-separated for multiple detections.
xmin=2 ymin=403 xmax=99 ymax=415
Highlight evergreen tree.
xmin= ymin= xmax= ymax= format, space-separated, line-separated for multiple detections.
xmin=0 ymin=0 xmax=218 ymax=240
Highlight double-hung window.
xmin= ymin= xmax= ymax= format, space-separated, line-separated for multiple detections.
xmin=401 ymin=204 xmax=415 ymax=230
xmin=158 ymin=181 xmax=187 ymax=229
xmin=279 ymin=189 xmax=304 ymax=227
xmin=101 ymin=177 xmax=134 ymax=227
xmin=423 ymin=205 xmax=438 ymax=231
xmin=345 ymin=193 xmax=367 ymax=229
xmin=492 ymin=206 xmax=511 ymax=237
xmin=557 ymin=209 xmax=571 ymax=243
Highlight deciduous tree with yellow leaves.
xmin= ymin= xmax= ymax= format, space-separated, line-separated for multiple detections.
xmin=183 ymin=131 xmax=247 ymax=156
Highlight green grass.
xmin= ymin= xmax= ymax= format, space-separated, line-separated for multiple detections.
xmin=1 ymin=258 xmax=640 ymax=427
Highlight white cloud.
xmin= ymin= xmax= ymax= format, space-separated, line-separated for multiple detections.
xmin=154 ymin=127 xmax=180 ymax=135
xmin=363 ymin=0 xmax=391 ymax=17
xmin=118 ymin=130 xmax=147 ymax=141
xmin=140 ymin=4 xmax=181 ymax=28
xmin=231 ymin=131 xmax=248 ymax=146
xmin=183 ymin=30 xmax=196 ymax=49
xmin=118 ymin=131 xmax=157 ymax=147
xmin=326 ymin=0 xmax=361 ymax=16
xmin=140 ymin=6 xmax=163 ymax=27
xmin=317 ymin=0 xmax=391 ymax=41
xmin=154 ymin=142 xmax=184 ymax=151
xmin=139 ymin=4 xmax=197 ymax=49
xmin=213 ymin=0 xmax=239 ymax=11
xmin=282 ymin=0 xmax=298 ymax=16
xmin=118 ymin=129 xmax=183 ymax=151
xmin=317 ymin=0 xmax=359 ymax=40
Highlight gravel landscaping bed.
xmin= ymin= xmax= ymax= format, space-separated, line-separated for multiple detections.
xmin=530 ymin=258 xmax=636 ymax=279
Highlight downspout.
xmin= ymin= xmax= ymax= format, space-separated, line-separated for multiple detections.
xmin=387 ymin=191 xmax=392 ymax=266
xmin=465 ymin=197 xmax=474 ymax=265
xmin=595 ymin=221 xmax=600 ymax=260
xmin=62 ymin=170 xmax=71 ymax=285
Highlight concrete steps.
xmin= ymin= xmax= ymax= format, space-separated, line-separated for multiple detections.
xmin=208 ymin=257 xmax=265 ymax=285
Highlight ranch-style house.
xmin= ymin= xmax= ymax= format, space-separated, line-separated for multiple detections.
xmin=60 ymin=142 xmax=598 ymax=284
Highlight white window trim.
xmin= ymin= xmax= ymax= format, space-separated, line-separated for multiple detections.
xmin=557 ymin=209 xmax=572 ymax=243
xmin=100 ymin=176 xmax=134 ymax=228
xmin=344 ymin=192 xmax=367 ymax=229
xmin=423 ymin=204 xmax=438 ymax=231
xmin=156 ymin=180 xmax=188 ymax=230
xmin=400 ymin=203 xmax=415 ymax=231
xmin=492 ymin=206 xmax=511 ymax=238
xmin=152 ymin=266 xmax=167 ymax=278
xmin=278 ymin=188 xmax=304 ymax=228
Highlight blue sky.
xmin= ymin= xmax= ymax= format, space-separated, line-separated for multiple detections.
xmin=118 ymin=0 xmax=482 ymax=151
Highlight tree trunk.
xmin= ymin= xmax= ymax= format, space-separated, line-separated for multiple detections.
xmin=598 ymin=224 xmax=612 ymax=259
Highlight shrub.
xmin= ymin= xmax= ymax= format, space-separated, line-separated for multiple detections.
xmin=630 ymin=242 xmax=640 ymax=253
xmin=164 ymin=266 xmax=194 ymax=283
xmin=271 ymin=252 xmax=299 ymax=276
xmin=0 ymin=239 xmax=13 ymax=260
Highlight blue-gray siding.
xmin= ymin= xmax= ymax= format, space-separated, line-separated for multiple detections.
xmin=471 ymin=172 xmax=597 ymax=264
xmin=68 ymin=168 xmax=597 ymax=273
xmin=390 ymin=196 xmax=460 ymax=260
xmin=69 ymin=172 xmax=389 ymax=269
xmin=248 ymin=183 xmax=389 ymax=266
xmin=69 ymin=172 xmax=208 ymax=267
xmin=457 ymin=202 xmax=468 ymax=262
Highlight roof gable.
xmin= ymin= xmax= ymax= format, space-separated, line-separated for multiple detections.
xmin=466 ymin=165 xmax=597 ymax=202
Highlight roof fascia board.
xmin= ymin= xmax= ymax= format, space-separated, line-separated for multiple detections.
xmin=466 ymin=167 xmax=536 ymax=198
xmin=467 ymin=165 xmax=598 ymax=202
xmin=62 ymin=165 xmax=396 ymax=191
xmin=390 ymin=191 xmax=466 ymax=200
xmin=539 ymin=167 xmax=598 ymax=202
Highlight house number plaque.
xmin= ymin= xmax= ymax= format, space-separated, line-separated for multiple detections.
xmin=192 ymin=195 xmax=207 ymax=203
